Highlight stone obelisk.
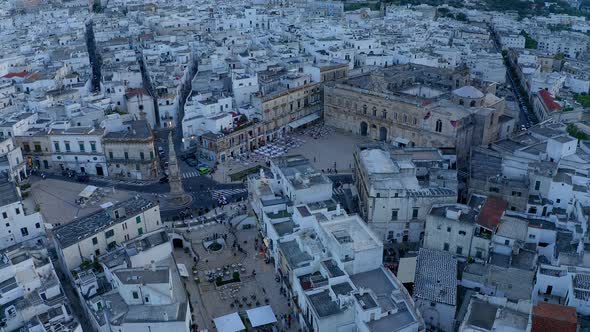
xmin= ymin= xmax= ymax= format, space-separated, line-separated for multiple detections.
xmin=161 ymin=132 xmax=192 ymax=211
xmin=167 ymin=132 xmax=183 ymax=195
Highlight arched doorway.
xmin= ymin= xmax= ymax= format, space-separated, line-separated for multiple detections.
xmin=172 ymin=238 xmax=184 ymax=248
xmin=360 ymin=122 xmax=368 ymax=136
xmin=379 ymin=127 xmax=387 ymax=141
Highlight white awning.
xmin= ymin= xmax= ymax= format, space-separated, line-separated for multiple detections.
xmin=397 ymin=257 xmax=417 ymax=284
xmin=177 ymin=263 xmax=189 ymax=278
xmin=246 ymin=305 xmax=277 ymax=327
xmin=79 ymin=185 xmax=98 ymax=198
xmin=394 ymin=137 xmax=410 ymax=145
xmin=287 ymin=112 xmax=321 ymax=129
xmin=100 ymin=202 xmax=113 ymax=209
xmin=213 ymin=312 xmax=245 ymax=332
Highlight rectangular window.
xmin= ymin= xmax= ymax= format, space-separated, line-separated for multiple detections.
xmin=78 ymin=142 xmax=85 ymax=152
xmin=53 ymin=141 xmax=60 ymax=152
xmin=456 ymin=246 xmax=463 ymax=255
xmin=124 ymin=152 xmax=129 ymax=160
xmin=447 ymin=226 xmax=451 ymax=232
xmin=138 ymin=227 xmax=143 ymax=235
xmin=2 ymin=212 xmax=6 ymax=219
xmin=92 ymin=237 xmax=98 ymax=245
xmin=534 ymin=181 xmax=540 ymax=190
xmin=443 ymin=243 xmax=449 ymax=251
xmin=35 ymin=223 xmax=40 ymax=229
xmin=412 ymin=208 xmax=419 ymax=219
xmin=140 ymin=152 xmax=145 ymax=160
xmin=34 ymin=142 xmax=41 ymax=152
xmin=95 ymin=249 xmax=100 ymax=256
xmin=64 ymin=141 xmax=71 ymax=152
xmin=136 ymin=216 xmax=141 ymax=224
xmin=122 ymin=223 xmax=127 ymax=230
xmin=20 ymin=227 xmax=28 ymax=236
xmin=150 ymin=151 xmax=154 ymax=159
xmin=90 ymin=141 xmax=97 ymax=152
xmin=391 ymin=209 xmax=398 ymax=221
xmin=15 ymin=208 xmax=20 ymax=215
xmin=23 ymin=144 xmax=30 ymax=152
xmin=132 ymin=291 xmax=139 ymax=299
xmin=108 ymin=151 xmax=113 ymax=159
xmin=105 ymin=229 xmax=114 ymax=238
xmin=476 ymin=250 xmax=483 ymax=259
xmin=459 ymin=230 xmax=466 ymax=236
xmin=135 ymin=164 xmax=140 ymax=171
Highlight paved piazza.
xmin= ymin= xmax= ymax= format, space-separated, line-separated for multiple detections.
xmin=30 ymin=178 xmax=133 ymax=225
xmin=173 ymin=216 xmax=299 ymax=331
xmin=215 ymin=125 xmax=372 ymax=183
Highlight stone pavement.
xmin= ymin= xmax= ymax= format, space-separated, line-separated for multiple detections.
xmin=172 ymin=212 xmax=299 ymax=331
xmin=214 ymin=126 xmax=371 ymax=183
xmin=29 ymin=178 xmax=133 ymax=225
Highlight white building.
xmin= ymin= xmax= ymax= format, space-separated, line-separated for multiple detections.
xmin=125 ymin=88 xmax=157 ymax=129
xmin=500 ymin=34 xmax=525 ymax=49
xmin=48 ymin=126 xmax=107 ymax=176
xmin=354 ymin=145 xmax=457 ymax=243
xmin=534 ymin=264 xmax=590 ymax=315
xmin=0 ymin=177 xmax=44 ymax=250
xmin=231 ymin=72 xmax=259 ymax=107
xmin=0 ymin=242 xmax=81 ymax=332
xmin=76 ymin=231 xmax=192 ymax=332
xmin=53 ymin=197 xmax=163 ymax=274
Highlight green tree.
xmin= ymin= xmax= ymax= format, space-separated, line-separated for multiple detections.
xmin=567 ymin=124 xmax=589 ymax=140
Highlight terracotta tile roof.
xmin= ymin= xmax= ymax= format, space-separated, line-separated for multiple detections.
xmin=532 ymin=303 xmax=577 ymax=332
xmin=125 ymin=87 xmax=149 ymax=99
xmin=477 ymin=196 xmax=507 ymax=230
xmin=2 ymin=71 xmax=28 ymax=79
xmin=538 ymin=89 xmax=561 ymax=111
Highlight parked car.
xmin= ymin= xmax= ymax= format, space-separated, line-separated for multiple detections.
xmin=159 ymin=176 xmax=169 ymax=183
xmin=198 ymin=166 xmax=210 ymax=175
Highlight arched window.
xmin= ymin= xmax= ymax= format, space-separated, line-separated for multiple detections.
xmin=435 ymin=120 xmax=442 ymax=133
xmin=382 ymin=109 xmax=387 ymax=119
xmin=403 ymin=114 xmax=408 ymax=123
xmin=470 ymin=100 xmax=476 ymax=107
xmin=394 ymin=112 xmax=398 ymax=120
xmin=363 ymin=105 xmax=368 ymax=115
xmin=372 ymin=107 xmax=377 ymax=117
xmin=413 ymin=117 xmax=417 ymax=125
xmin=459 ymin=99 xmax=464 ymax=105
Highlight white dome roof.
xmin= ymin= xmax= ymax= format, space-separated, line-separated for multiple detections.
xmin=453 ymin=86 xmax=484 ymax=99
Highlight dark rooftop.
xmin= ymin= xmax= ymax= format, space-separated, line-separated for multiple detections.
xmin=0 ymin=176 xmax=19 ymax=206
xmin=466 ymin=299 xmax=499 ymax=330
xmin=331 ymin=282 xmax=354 ymax=296
xmin=103 ymin=120 xmax=153 ymax=141
xmin=322 ymin=259 xmax=345 ymax=278
xmin=54 ymin=197 xmax=156 ymax=248
xmin=307 ymin=289 xmax=343 ymax=317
